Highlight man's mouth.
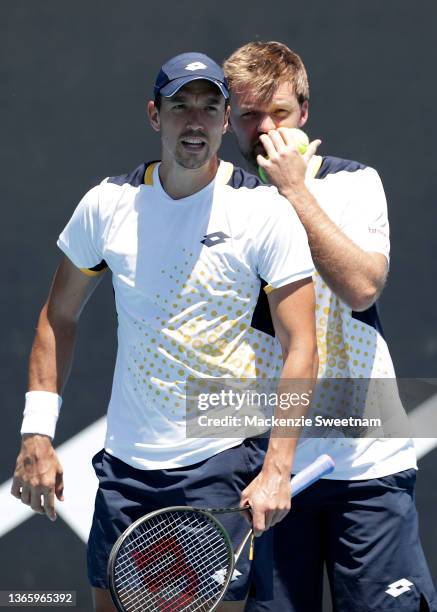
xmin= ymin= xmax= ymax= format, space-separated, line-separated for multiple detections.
xmin=180 ymin=136 xmax=207 ymax=151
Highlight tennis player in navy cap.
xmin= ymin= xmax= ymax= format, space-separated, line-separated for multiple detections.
xmin=12 ymin=52 xmax=318 ymax=611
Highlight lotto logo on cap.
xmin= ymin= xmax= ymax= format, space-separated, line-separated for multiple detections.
xmin=154 ymin=52 xmax=229 ymax=98
xmin=185 ymin=62 xmax=207 ymax=71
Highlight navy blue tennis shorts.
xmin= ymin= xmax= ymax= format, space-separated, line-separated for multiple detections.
xmin=87 ymin=437 xmax=273 ymax=601
xmin=246 ymin=468 xmax=437 ymax=611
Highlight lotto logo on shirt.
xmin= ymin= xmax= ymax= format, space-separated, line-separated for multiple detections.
xmin=200 ymin=232 xmax=230 ymax=247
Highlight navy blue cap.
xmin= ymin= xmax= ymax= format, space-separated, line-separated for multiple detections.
xmin=154 ymin=52 xmax=229 ymax=99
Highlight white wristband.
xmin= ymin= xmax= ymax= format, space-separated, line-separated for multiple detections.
xmin=21 ymin=391 xmax=63 ymax=439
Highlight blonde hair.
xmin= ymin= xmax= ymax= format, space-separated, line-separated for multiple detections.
xmin=223 ymin=41 xmax=309 ymax=105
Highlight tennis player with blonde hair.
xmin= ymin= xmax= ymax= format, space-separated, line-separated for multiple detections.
xmin=224 ymin=41 xmax=436 ymax=611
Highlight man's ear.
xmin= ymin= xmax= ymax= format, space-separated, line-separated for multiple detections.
xmin=225 ymin=103 xmax=235 ymax=134
xmin=148 ymin=100 xmax=160 ymax=132
xmin=298 ymin=100 xmax=309 ymax=128
xmin=223 ymin=104 xmax=231 ymax=134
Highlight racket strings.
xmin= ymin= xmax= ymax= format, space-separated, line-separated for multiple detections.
xmin=117 ymin=532 xmax=225 ymax=611
xmin=115 ymin=520 xmax=227 ymax=611
xmin=116 ymin=518 xmax=226 ymax=592
xmin=113 ymin=510 xmax=232 ymax=611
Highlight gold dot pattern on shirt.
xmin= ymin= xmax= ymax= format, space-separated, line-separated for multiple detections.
xmin=309 ymin=273 xmax=396 ymax=432
xmin=126 ymin=253 xmax=283 ymax=416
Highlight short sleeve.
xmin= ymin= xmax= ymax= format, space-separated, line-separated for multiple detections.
xmin=256 ymin=192 xmax=314 ymax=288
xmin=340 ymin=167 xmax=390 ymax=261
xmin=57 ymin=185 xmax=104 ymax=269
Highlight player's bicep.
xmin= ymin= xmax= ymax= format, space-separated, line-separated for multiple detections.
xmin=267 ymin=276 xmax=316 ymax=358
xmin=46 ymin=256 xmax=106 ymax=323
xmin=341 ymin=168 xmax=390 ymax=261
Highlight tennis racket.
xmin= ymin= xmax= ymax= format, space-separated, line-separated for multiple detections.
xmin=108 ymin=453 xmax=335 ymax=612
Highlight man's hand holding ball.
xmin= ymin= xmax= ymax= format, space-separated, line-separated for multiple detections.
xmin=257 ymin=128 xmax=321 ymax=196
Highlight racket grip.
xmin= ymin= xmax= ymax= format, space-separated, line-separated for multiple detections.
xmin=290 ymin=454 xmax=335 ymax=496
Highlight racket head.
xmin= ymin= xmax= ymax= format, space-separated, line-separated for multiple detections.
xmin=108 ymin=506 xmax=235 ymax=612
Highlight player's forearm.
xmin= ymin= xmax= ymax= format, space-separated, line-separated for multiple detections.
xmin=28 ymin=303 xmax=77 ymax=394
xmin=262 ymin=345 xmax=318 ymax=477
xmin=282 ymin=184 xmax=386 ymax=310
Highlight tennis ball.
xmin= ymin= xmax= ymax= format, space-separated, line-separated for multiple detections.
xmin=258 ymin=128 xmax=310 ymax=183
xmin=258 ymin=166 xmax=268 ymax=183
xmin=290 ymin=128 xmax=309 ymax=154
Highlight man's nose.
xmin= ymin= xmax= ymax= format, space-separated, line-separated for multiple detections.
xmin=185 ymin=109 xmax=205 ymax=131
xmin=257 ymin=114 xmax=276 ymax=134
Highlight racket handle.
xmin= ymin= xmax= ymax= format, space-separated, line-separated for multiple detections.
xmin=235 ymin=454 xmax=335 ymax=562
xmin=290 ymin=454 xmax=335 ymax=496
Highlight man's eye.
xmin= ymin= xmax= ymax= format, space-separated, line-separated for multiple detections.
xmin=274 ymin=110 xmax=289 ymax=119
xmin=173 ymin=104 xmax=186 ymax=110
xmin=206 ymin=106 xmax=219 ymax=112
xmin=241 ymin=111 xmax=255 ymax=118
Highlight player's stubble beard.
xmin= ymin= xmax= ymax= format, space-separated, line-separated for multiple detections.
xmin=239 ymin=138 xmax=265 ymax=175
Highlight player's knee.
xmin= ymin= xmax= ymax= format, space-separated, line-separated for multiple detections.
xmin=92 ymin=587 xmax=117 ymax=612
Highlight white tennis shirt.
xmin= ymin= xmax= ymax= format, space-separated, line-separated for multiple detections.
xmin=289 ymin=156 xmax=417 ymax=479
xmin=58 ymin=161 xmax=314 ymax=469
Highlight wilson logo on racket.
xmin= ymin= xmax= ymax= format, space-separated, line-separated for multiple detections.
xmin=131 ymin=536 xmax=199 ymax=609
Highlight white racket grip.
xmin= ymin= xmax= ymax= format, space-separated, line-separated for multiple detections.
xmin=290 ymin=454 xmax=335 ymax=496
